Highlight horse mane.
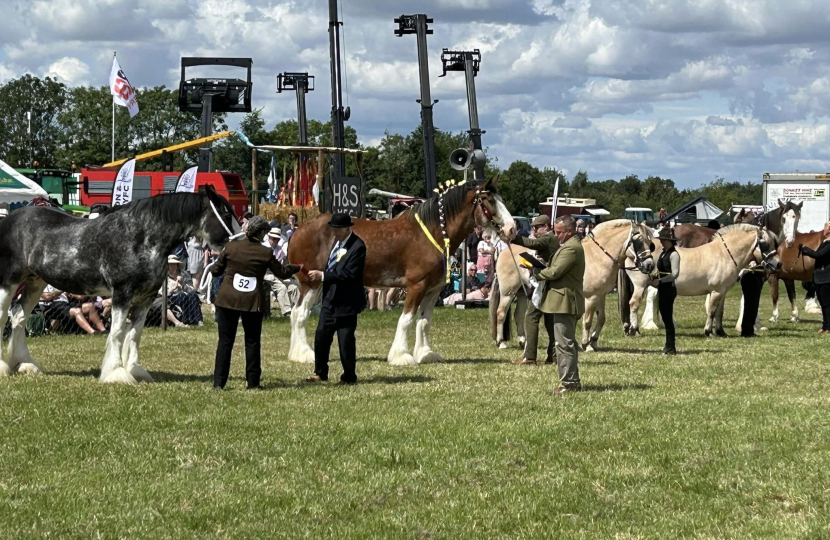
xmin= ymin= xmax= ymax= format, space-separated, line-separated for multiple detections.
xmin=100 ymin=192 xmax=206 ymax=223
xmin=717 ymin=223 xmax=760 ymax=235
xmin=591 ymin=219 xmax=633 ymax=233
xmin=406 ymin=181 xmax=486 ymax=228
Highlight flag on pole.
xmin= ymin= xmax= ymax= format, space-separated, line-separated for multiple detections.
xmin=175 ymin=165 xmax=199 ymax=193
xmin=110 ymin=57 xmax=139 ymax=118
xmin=551 ymin=178 xmax=560 ymax=219
xmin=267 ymin=156 xmax=277 ymax=202
xmin=112 ymin=158 xmax=136 ymax=207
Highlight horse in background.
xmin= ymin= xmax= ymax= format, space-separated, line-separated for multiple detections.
xmin=489 ymin=244 xmax=531 ymax=349
xmin=288 ymin=179 xmax=516 ymax=366
xmin=768 ymin=229 xmax=823 ymax=323
xmin=0 ymin=187 xmax=241 ymax=383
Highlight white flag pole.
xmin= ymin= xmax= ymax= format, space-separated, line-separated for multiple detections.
xmin=551 ymin=178 xmax=560 ymax=220
xmin=111 ymin=52 xmax=116 ymax=162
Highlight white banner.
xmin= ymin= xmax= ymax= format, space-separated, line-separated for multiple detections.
xmin=766 ymin=183 xmax=828 ymax=233
xmin=112 ymin=158 xmax=136 ymax=207
xmin=110 ymin=57 xmax=139 ymax=118
xmin=175 ymin=166 xmax=198 ymax=193
xmin=551 ymin=178 xmax=560 ymax=219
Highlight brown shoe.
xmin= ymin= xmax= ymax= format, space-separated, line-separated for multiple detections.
xmin=553 ymin=385 xmax=582 ymax=394
xmin=511 ymin=358 xmax=537 ymax=365
xmin=305 ymin=375 xmax=325 ymax=383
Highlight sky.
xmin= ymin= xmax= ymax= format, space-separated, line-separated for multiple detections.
xmin=2 ymin=0 xmax=830 ymax=189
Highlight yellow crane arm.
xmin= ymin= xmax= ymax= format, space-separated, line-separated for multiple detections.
xmin=103 ymin=131 xmax=235 ymax=168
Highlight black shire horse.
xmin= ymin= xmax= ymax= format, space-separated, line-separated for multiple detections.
xmin=0 ymin=186 xmax=240 ymax=384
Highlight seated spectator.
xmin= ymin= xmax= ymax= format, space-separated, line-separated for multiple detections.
xmin=187 ymin=236 xmax=208 ymax=298
xmin=466 ymin=263 xmax=483 ymax=292
xmin=444 ymin=280 xmax=492 ymax=305
xmin=39 ymin=286 xmax=106 ymax=334
xmin=164 ymin=255 xmax=203 ymax=327
xmin=282 ymin=212 xmax=299 ymax=239
xmin=263 ymin=227 xmax=298 ymax=317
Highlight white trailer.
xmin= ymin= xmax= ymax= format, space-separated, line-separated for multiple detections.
xmin=763 ymin=173 xmax=830 ymax=233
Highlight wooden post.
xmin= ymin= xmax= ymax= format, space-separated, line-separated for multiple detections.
xmin=293 ymin=157 xmax=299 ymax=206
xmin=317 ymin=149 xmax=324 ymax=211
xmin=251 ymin=148 xmax=258 ymax=215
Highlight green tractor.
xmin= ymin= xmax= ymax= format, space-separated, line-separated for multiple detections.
xmin=15 ymin=168 xmax=87 ymax=214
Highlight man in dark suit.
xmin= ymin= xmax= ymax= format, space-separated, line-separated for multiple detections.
xmin=304 ymin=213 xmax=366 ymax=384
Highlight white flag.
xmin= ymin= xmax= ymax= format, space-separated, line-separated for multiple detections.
xmin=267 ymin=156 xmax=277 ymax=201
xmin=110 ymin=57 xmax=139 ymax=118
xmin=551 ymin=178 xmax=560 ymax=219
xmin=112 ymin=158 xmax=136 ymax=207
xmin=176 ymin=166 xmax=199 ymax=193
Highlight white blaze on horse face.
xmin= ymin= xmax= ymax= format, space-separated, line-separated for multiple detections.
xmin=782 ymin=208 xmax=798 ymax=248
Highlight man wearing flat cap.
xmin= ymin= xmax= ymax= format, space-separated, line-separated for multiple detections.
xmin=510 ymin=214 xmax=560 ymax=366
xmin=305 ymin=212 xmax=366 ymax=385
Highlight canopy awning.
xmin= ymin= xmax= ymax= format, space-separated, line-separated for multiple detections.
xmin=0 ymin=159 xmax=48 ymax=206
xmin=695 ymin=199 xmax=723 ymax=220
xmin=585 ymin=206 xmax=611 ymax=216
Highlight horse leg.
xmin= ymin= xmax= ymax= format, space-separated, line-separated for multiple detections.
xmin=628 ymin=283 xmax=645 ymax=336
xmin=100 ymin=303 xmax=135 ymax=384
xmin=123 ymin=305 xmax=153 ymax=383
xmin=590 ymin=294 xmax=607 ymax=349
xmin=581 ymin=296 xmax=597 ymax=351
xmin=714 ymin=294 xmax=728 ymax=337
xmin=0 ymin=285 xmax=16 ymax=376
xmin=388 ymin=282 xmax=426 ymax=366
xmin=805 ymin=281 xmax=821 ymax=315
xmin=289 ymin=284 xmax=321 ymax=364
xmin=642 ymin=286 xmax=661 ymax=330
xmin=496 ymin=292 xmax=515 ymax=349
xmin=769 ymin=274 xmax=780 ymax=323
xmin=515 ymin=293 xmax=527 ymax=349
xmin=736 ymin=293 xmax=745 ymax=332
xmin=705 ymin=290 xmax=724 ymax=338
xmin=784 ymin=279 xmax=799 ymax=322
xmin=6 ymin=280 xmax=46 ymax=375
xmin=414 ymin=287 xmax=444 ymax=364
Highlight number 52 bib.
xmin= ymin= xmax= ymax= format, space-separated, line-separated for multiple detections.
xmin=232 ymin=273 xmax=258 ymax=293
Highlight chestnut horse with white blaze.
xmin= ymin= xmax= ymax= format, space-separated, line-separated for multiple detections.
xmin=287 ymin=179 xmax=515 ymax=366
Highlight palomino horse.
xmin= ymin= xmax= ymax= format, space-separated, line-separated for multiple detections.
xmin=489 ymin=244 xmax=531 ymax=349
xmin=627 ymin=225 xmax=780 ymax=336
xmin=0 ymin=188 xmax=241 ymax=383
xmin=489 ymin=220 xmax=655 ymax=351
xmin=288 ymin=179 xmax=515 ymax=366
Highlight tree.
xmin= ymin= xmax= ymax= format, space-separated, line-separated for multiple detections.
xmin=498 ymin=161 xmax=562 ymax=215
xmin=0 ymin=75 xmax=67 ymax=168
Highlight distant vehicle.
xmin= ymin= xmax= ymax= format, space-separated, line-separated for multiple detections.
xmin=763 ymin=172 xmax=830 ymax=233
xmin=624 ymin=207 xmax=655 ymax=223
xmin=80 ymin=168 xmax=250 ymax=216
xmin=513 ymin=216 xmax=531 ymax=233
xmin=16 ymin=168 xmax=85 ymax=213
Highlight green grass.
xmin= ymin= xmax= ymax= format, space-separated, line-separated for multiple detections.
xmin=2 ymin=290 xmax=830 ymax=539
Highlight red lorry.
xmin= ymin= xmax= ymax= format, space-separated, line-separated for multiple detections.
xmin=79 ymin=168 xmax=249 ymax=216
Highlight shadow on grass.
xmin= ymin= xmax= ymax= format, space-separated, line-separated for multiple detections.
xmin=49 ymin=369 xmax=215 ymax=383
xmin=594 ymin=347 xmax=723 ymax=355
xmin=581 ymin=383 xmax=652 ymax=392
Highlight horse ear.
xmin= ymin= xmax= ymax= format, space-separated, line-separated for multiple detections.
xmin=778 ymin=199 xmax=785 ymax=209
xmin=797 ymin=201 xmax=804 ymax=210
xmin=205 ymin=184 xmax=217 ymax=196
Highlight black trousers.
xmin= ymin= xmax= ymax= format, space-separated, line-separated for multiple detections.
xmin=816 ymin=282 xmax=830 ymax=331
xmin=314 ymin=308 xmax=358 ymax=383
xmin=658 ymin=283 xmax=677 ymax=351
xmin=214 ymin=307 xmax=263 ymax=388
xmin=740 ymin=272 xmax=764 ymax=337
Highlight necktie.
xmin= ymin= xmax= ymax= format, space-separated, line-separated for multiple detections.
xmin=326 ymin=242 xmax=340 ymax=270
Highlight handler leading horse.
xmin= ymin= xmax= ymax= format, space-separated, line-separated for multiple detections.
xmin=0 ymin=187 xmax=241 ymax=384
xmin=288 ymin=179 xmax=515 ymax=366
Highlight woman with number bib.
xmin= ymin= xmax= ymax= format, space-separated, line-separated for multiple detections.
xmin=210 ymin=216 xmax=301 ymax=390
xmin=650 ymin=228 xmax=681 ymax=355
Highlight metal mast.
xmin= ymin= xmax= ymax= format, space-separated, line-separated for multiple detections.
xmin=441 ymin=49 xmax=485 ymax=180
xmin=328 ymin=0 xmax=347 ymax=178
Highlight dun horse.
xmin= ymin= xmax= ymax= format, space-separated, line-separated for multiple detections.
xmin=0 ymin=187 xmax=241 ymax=383
xmin=288 ymin=179 xmax=515 ymax=366
xmin=490 ymin=220 xmax=655 ymax=351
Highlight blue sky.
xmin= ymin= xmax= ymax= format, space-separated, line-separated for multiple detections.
xmin=2 ymin=0 xmax=830 ymax=189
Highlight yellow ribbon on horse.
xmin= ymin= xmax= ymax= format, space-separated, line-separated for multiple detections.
xmin=414 ymin=213 xmax=451 ymax=284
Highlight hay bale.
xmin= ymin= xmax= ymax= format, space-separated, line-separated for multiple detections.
xmin=258 ymin=204 xmax=321 ymax=224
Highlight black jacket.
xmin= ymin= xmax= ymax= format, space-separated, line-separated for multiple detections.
xmin=803 ymin=240 xmax=830 ymax=285
xmin=323 ymin=233 xmax=367 ymax=316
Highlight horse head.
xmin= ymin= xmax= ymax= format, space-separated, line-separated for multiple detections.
xmin=756 ymin=227 xmax=783 ymax=275
xmin=201 ymin=185 xmax=242 ymax=250
xmin=474 ymin=178 xmax=516 ymax=241
xmin=778 ymin=199 xmax=803 ymax=248
xmin=627 ymin=222 xmax=656 ymax=274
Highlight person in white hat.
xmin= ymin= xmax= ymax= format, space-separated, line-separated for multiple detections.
xmin=263 ymin=227 xmax=298 ymax=317
xmin=162 ymin=254 xmax=203 ymax=327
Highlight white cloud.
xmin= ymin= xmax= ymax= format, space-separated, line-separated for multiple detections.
xmin=44 ymin=57 xmax=91 ymax=86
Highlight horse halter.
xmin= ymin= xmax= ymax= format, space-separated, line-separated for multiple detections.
xmin=209 ymin=200 xmax=245 ymax=241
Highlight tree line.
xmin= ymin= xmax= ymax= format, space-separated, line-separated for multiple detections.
xmin=0 ymin=75 xmax=761 ymax=217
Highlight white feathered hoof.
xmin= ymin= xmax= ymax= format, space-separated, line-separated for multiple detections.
xmin=129 ymin=364 xmax=153 ymax=383
xmin=642 ymin=322 xmax=659 ymax=331
xmin=806 ymin=298 xmax=822 ymax=315
xmin=735 ymin=324 xmax=741 ymax=332
xmin=498 ymin=341 xmax=508 ymax=349
xmin=15 ymin=361 xmax=42 ymax=375
xmin=416 ymin=350 xmax=444 ymax=364
xmin=790 ymin=316 xmax=799 ymax=324
xmin=290 ymin=346 xmax=316 ymax=364
xmin=518 ymin=337 xmax=526 ymax=348
xmin=0 ymin=360 xmax=12 ymax=377
xmin=388 ymin=350 xmax=416 ymax=366
xmin=584 ymin=342 xmax=597 ymax=353
xmin=759 ymin=326 xmax=769 ymax=332
xmin=769 ymin=314 xmax=778 ymax=323
xmin=100 ymin=367 xmax=137 ymax=385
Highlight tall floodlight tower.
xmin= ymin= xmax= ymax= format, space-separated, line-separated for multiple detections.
xmin=394 ymin=14 xmax=438 ymax=195
xmin=277 ymin=72 xmax=315 ymax=144
xmin=440 ymin=49 xmax=485 ymax=181
xmin=328 ymin=0 xmax=348 ymax=179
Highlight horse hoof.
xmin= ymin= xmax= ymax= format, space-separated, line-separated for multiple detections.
xmin=759 ymin=326 xmax=769 ymax=332
xmin=715 ymin=330 xmax=727 ymax=338
xmin=585 ymin=343 xmax=596 ymax=353
xmin=0 ymin=361 xmax=11 ymax=377
xmin=417 ymin=351 xmax=444 ymax=364
xmin=704 ymin=329 xmax=712 ymax=337
xmin=100 ymin=367 xmax=137 ymax=385
xmin=642 ymin=323 xmax=659 ymax=331
xmin=129 ymin=364 xmax=153 ymax=383
xmin=290 ymin=348 xmax=316 ymax=364
xmin=769 ymin=316 xmax=778 ymax=323
xmin=15 ymin=362 xmax=42 ymax=375
xmin=789 ymin=317 xmax=799 ymax=324
xmin=518 ymin=338 xmax=526 ymax=348
xmin=388 ymin=352 xmax=416 ymax=366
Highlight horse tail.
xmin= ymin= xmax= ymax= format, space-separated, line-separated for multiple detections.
xmin=489 ymin=277 xmax=501 ymax=341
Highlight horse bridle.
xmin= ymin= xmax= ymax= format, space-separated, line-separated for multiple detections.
xmin=587 ymin=222 xmax=653 ymax=273
xmin=716 ymin=229 xmax=766 ymax=270
xmin=209 ymin=199 xmax=245 ymax=241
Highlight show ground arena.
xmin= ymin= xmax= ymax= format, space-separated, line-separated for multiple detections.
xmin=2 ymin=288 xmax=828 ymax=539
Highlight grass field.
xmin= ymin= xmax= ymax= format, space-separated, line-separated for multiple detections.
xmin=2 ymin=289 xmax=829 ymax=539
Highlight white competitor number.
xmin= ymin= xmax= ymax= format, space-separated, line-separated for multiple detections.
xmin=232 ymin=274 xmax=258 ymax=293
